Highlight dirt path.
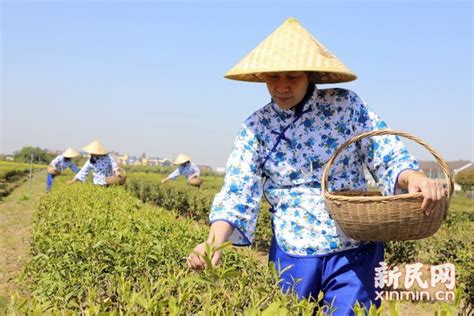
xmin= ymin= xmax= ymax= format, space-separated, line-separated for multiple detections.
xmin=0 ymin=171 xmax=46 ymax=311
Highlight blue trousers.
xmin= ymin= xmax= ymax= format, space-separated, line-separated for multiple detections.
xmin=46 ymin=174 xmax=55 ymax=192
xmin=269 ymin=237 xmax=384 ymax=316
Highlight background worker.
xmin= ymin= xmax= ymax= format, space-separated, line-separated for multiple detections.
xmin=68 ymin=140 xmax=126 ymax=186
xmin=161 ymin=154 xmax=202 ymax=187
xmin=46 ymin=147 xmax=80 ymax=192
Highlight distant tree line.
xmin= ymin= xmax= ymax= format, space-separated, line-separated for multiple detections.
xmin=455 ymin=170 xmax=474 ymax=191
xmin=0 ymin=146 xmax=86 ymax=166
xmin=12 ymin=146 xmax=55 ymax=164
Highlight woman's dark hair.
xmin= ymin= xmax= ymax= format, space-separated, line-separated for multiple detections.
xmin=306 ymin=71 xmax=316 ymax=82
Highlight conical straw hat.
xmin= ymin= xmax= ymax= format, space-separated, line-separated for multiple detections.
xmin=62 ymin=147 xmax=80 ymax=158
xmin=225 ymin=17 xmax=357 ymax=84
xmin=173 ymin=154 xmax=191 ymax=165
xmin=83 ymin=140 xmax=107 ymax=155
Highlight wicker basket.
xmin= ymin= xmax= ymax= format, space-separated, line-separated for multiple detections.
xmin=106 ymin=168 xmax=127 ymax=186
xmin=321 ymin=129 xmax=454 ymax=242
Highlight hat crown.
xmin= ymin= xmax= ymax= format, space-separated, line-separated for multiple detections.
xmin=225 ymin=17 xmax=357 ymax=84
xmin=62 ymin=147 xmax=79 ymax=158
xmin=83 ymin=140 xmax=107 ymax=155
xmin=173 ymin=154 xmax=192 ymax=165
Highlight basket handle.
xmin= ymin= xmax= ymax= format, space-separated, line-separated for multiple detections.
xmin=321 ymin=129 xmax=454 ymax=199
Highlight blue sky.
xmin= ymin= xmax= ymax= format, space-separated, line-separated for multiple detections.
xmin=1 ymin=0 xmax=472 ymax=168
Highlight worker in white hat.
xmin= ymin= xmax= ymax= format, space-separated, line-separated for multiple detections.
xmin=161 ymin=153 xmax=202 ymax=187
xmin=187 ymin=17 xmax=446 ymax=314
xmin=46 ymin=147 xmax=80 ymax=192
xmin=69 ymin=140 xmax=126 ymax=186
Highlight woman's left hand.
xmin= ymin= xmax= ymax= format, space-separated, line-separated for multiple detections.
xmin=404 ymin=172 xmax=447 ymax=216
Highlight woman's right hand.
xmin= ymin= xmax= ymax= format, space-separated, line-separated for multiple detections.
xmin=187 ymin=221 xmax=234 ymax=271
xmin=187 ymin=242 xmax=222 ymax=271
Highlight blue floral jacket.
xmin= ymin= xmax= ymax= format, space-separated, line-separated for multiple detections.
xmin=50 ymin=155 xmax=79 ymax=174
xmin=210 ymin=86 xmax=419 ymax=257
xmin=74 ymin=154 xmax=119 ymax=186
xmin=167 ymin=162 xmax=200 ymax=180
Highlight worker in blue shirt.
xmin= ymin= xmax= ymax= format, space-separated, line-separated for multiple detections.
xmin=187 ymin=17 xmax=447 ymax=315
xmin=161 ymin=154 xmax=202 ymax=187
xmin=69 ymin=140 xmax=126 ymax=186
xmin=46 ymin=147 xmax=80 ymax=192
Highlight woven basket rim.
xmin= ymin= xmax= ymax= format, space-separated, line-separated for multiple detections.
xmin=324 ymin=191 xmax=424 ymax=202
xmin=321 ymin=129 xmax=454 ymax=200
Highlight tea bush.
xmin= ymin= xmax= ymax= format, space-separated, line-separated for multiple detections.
xmin=126 ymin=173 xmax=273 ymax=252
xmin=127 ymin=173 xmax=473 ymax=309
xmin=124 ymin=164 xmax=221 ymax=177
xmin=0 ymin=161 xmax=45 ymax=199
xmin=15 ymin=183 xmax=317 ymax=314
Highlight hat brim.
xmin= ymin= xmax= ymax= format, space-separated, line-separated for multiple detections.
xmin=63 ymin=153 xmax=79 ymax=158
xmin=173 ymin=159 xmax=190 ymax=165
xmin=224 ymin=17 xmax=358 ymax=84
xmin=83 ymin=144 xmax=107 ymax=155
xmin=62 ymin=148 xmax=80 ymax=158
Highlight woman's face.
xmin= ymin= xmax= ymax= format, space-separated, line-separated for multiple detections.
xmin=261 ymin=71 xmax=310 ymax=110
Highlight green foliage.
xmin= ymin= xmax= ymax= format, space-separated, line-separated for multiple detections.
xmin=125 ymin=173 xmax=219 ymax=221
xmin=14 ymin=182 xmax=317 ymax=314
xmin=0 ymin=161 xmax=31 ymax=180
xmin=5 ymin=172 xmax=471 ymax=314
xmin=0 ymin=161 xmax=45 ymax=200
xmin=385 ymin=193 xmax=473 ymax=311
xmin=13 ymin=146 xmax=54 ymax=164
xmin=455 ymin=170 xmax=474 ymax=190
xmin=124 ymin=164 xmax=175 ymax=174
xmin=127 ymin=173 xmax=473 ymax=309
xmin=126 ymin=173 xmax=273 ymax=252
xmin=384 ymin=241 xmax=418 ymax=264
xmin=352 ymin=301 xmax=383 ymax=316
xmin=124 ymin=164 xmax=221 ymax=177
